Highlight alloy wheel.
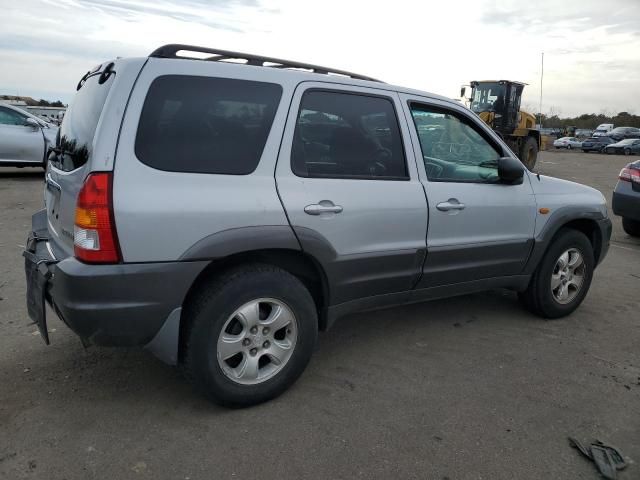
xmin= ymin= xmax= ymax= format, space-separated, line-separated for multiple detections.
xmin=216 ymin=298 xmax=298 ymax=385
xmin=550 ymin=248 xmax=586 ymax=304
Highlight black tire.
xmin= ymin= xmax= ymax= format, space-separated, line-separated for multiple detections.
xmin=183 ymin=264 xmax=318 ymax=407
xmin=519 ymin=229 xmax=594 ymax=319
xmin=520 ymin=136 xmax=538 ymax=170
xmin=622 ymin=218 xmax=640 ymax=237
xmin=624 ymin=149 xmax=631 ymax=156
xmin=582 ymin=150 xmax=588 ymax=153
xmin=567 ymin=144 xmax=572 ymax=150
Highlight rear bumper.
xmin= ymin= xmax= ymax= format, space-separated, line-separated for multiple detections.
xmin=612 ymin=187 xmax=640 ymax=221
xmin=51 ymin=257 xmax=207 ymax=347
xmin=25 ymin=210 xmax=207 ymax=348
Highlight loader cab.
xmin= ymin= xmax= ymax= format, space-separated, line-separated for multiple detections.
xmin=469 ymin=80 xmax=524 ymax=135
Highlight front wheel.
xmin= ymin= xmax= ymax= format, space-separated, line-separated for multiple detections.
xmin=182 ymin=264 xmax=318 ymax=407
xmin=520 ymin=136 xmax=538 ymax=170
xmin=519 ymin=229 xmax=594 ymax=319
xmin=624 ymin=149 xmax=631 ymax=156
xmin=567 ymin=144 xmax=572 ymax=150
xmin=622 ymin=218 xmax=640 ymax=237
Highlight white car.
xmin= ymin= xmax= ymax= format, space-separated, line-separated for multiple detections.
xmin=0 ymin=103 xmax=58 ymax=168
xmin=553 ymin=137 xmax=582 ymax=149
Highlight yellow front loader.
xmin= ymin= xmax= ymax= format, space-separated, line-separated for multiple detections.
xmin=462 ymin=80 xmax=540 ymax=169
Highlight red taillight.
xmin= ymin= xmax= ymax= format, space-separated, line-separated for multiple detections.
xmin=619 ymin=166 xmax=640 ymax=183
xmin=74 ymin=172 xmax=121 ymax=263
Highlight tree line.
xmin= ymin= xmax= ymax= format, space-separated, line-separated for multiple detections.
xmin=538 ymin=111 xmax=640 ymax=129
xmin=0 ymin=95 xmax=65 ymax=108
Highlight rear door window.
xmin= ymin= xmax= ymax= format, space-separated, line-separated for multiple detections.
xmin=291 ymin=90 xmax=408 ymax=179
xmin=135 ymin=75 xmax=282 ymax=175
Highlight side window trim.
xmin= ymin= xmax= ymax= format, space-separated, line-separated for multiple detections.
xmin=290 ymin=87 xmax=410 ymax=181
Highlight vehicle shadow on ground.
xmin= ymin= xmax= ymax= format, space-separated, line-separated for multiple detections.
xmin=1 ymin=290 xmax=533 ymax=414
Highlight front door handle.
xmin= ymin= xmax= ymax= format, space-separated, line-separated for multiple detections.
xmin=436 ymin=199 xmax=465 ymax=211
xmin=304 ymin=201 xmax=343 ymax=216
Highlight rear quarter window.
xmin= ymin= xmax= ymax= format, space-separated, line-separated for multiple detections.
xmin=50 ymin=64 xmax=115 ymax=172
xmin=135 ymin=75 xmax=282 ymax=175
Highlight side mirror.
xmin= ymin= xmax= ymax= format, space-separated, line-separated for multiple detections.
xmin=25 ymin=118 xmax=40 ymax=130
xmin=460 ymin=86 xmax=466 ymax=98
xmin=497 ymin=156 xmax=525 ymax=184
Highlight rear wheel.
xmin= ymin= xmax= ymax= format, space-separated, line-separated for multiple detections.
xmin=624 ymin=149 xmax=631 ymax=156
xmin=183 ymin=264 xmax=318 ymax=407
xmin=567 ymin=144 xmax=572 ymax=150
xmin=520 ymin=136 xmax=538 ymax=170
xmin=622 ymin=218 xmax=640 ymax=237
xmin=519 ymin=229 xmax=594 ymax=319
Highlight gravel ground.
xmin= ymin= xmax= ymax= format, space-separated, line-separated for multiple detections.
xmin=1 ymin=150 xmax=639 ymax=479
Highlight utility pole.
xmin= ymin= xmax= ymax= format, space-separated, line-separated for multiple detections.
xmin=539 ymin=52 xmax=544 ymax=128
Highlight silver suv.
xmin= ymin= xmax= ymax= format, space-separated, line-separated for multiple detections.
xmin=24 ymin=45 xmax=612 ymax=406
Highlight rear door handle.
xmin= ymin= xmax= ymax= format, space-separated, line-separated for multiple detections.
xmin=436 ymin=199 xmax=465 ymax=211
xmin=304 ymin=202 xmax=343 ymax=216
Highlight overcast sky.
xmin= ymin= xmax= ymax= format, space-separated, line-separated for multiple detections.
xmin=1 ymin=0 xmax=639 ymax=117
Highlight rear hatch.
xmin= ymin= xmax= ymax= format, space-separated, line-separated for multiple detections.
xmin=45 ymin=63 xmax=117 ymax=259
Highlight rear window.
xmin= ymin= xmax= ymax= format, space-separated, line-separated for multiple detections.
xmin=135 ymin=75 xmax=282 ymax=175
xmin=50 ymin=64 xmax=115 ymax=172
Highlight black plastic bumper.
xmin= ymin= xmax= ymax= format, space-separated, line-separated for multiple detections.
xmin=25 ymin=210 xmax=207 ymax=347
xmin=51 ymin=257 xmax=207 ymax=346
xmin=612 ymin=190 xmax=640 ymax=221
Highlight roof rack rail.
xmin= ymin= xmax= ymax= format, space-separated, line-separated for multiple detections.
xmin=149 ymin=44 xmax=382 ymax=83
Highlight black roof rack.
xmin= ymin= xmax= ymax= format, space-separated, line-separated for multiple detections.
xmin=149 ymin=44 xmax=382 ymax=83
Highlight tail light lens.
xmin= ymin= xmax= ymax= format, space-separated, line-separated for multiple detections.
xmin=619 ymin=165 xmax=640 ymax=183
xmin=74 ymin=172 xmax=121 ymax=263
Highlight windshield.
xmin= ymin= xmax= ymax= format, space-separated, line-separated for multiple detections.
xmin=470 ymin=82 xmax=506 ymax=113
xmin=48 ymin=63 xmax=115 ymax=171
xmin=617 ymin=139 xmax=635 ymax=145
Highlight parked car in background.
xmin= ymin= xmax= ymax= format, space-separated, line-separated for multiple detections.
xmin=612 ymin=159 xmax=640 ymax=237
xmin=609 ymin=126 xmax=640 ymax=141
xmin=553 ymin=137 xmax=582 ymax=149
xmin=604 ymin=139 xmax=640 ymax=156
xmin=0 ymin=103 xmax=58 ymax=168
xmin=581 ymin=136 xmax=614 ymax=152
xmin=592 ymin=123 xmax=614 ymax=137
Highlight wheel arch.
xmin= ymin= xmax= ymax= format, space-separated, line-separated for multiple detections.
xmin=178 ymin=247 xmax=330 ymax=363
xmin=524 ymin=213 xmax=608 ymax=275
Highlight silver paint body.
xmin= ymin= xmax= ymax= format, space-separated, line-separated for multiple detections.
xmin=42 ymin=54 xmax=609 ymax=349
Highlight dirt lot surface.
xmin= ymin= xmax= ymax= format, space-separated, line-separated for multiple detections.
xmin=1 ymin=151 xmax=639 ymax=479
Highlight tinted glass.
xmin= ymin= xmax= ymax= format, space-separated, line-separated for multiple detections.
xmin=0 ymin=107 xmax=26 ymax=126
xmin=136 ymin=75 xmax=282 ymax=175
xmin=410 ymin=103 xmax=501 ymax=182
xmin=48 ymin=66 xmax=115 ymax=171
xmin=291 ymin=91 xmax=407 ymax=179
